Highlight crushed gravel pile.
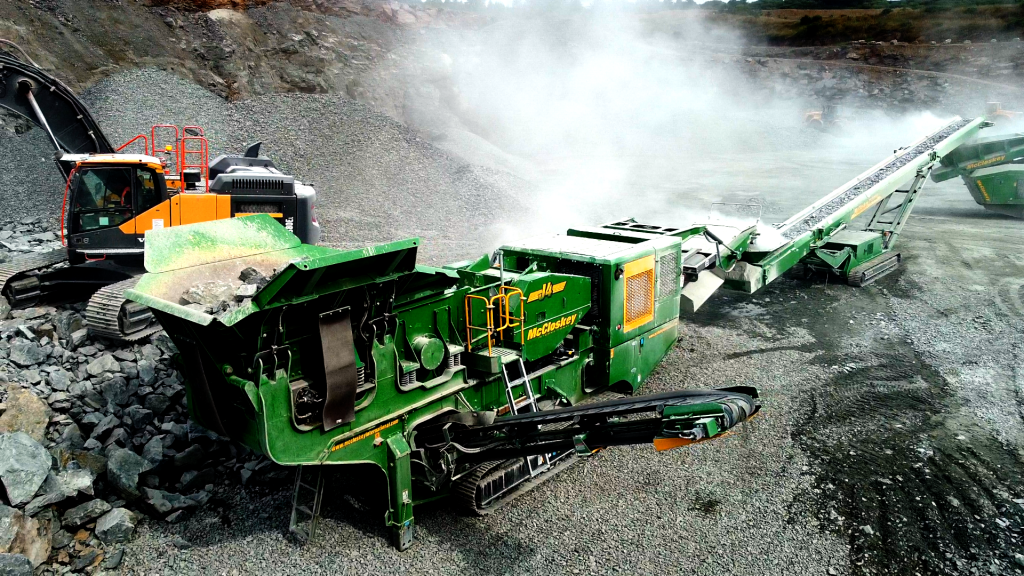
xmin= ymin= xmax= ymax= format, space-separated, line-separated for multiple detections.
xmin=0 ymin=69 xmax=532 ymax=266
xmin=780 ymin=118 xmax=973 ymax=240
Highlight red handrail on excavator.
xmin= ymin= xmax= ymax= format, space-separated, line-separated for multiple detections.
xmin=116 ymin=134 xmax=149 ymax=155
xmin=151 ymin=124 xmax=179 ymax=173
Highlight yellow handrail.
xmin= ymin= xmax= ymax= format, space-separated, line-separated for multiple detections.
xmin=498 ymin=286 xmax=525 ymax=346
xmin=464 ymin=285 xmax=527 ymax=356
xmin=465 ymin=293 xmax=494 ymax=355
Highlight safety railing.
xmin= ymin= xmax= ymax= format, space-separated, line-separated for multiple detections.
xmin=465 ymin=287 xmax=526 ymax=356
xmin=151 ymin=124 xmax=179 ymax=173
xmin=116 ymin=134 xmax=149 ymax=155
xmin=180 ymin=131 xmax=210 ymax=193
xmin=116 ymin=125 xmax=210 ymax=190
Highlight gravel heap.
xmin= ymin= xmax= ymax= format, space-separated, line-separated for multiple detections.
xmin=75 ymin=69 xmax=532 ymax=265
xmin=780 ymin=118 xmax=974 ymax=240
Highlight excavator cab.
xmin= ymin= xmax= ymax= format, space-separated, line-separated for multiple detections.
xmin=65 ymin=157 xmax=169 ymax=263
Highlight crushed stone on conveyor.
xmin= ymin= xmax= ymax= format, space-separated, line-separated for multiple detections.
xmin=781 ymin=118 xmax=973 ymax=240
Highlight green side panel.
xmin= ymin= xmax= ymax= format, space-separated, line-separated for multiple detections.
xmin=967 ymin=170 xmax=1024 ymax=208
xmin=511 ymin=273 xmax=591 ymax=361
xmin=601 ymin=318 xmax=679 ymax=392
xmin=932 ymin=132 xmax=1024 ymax=182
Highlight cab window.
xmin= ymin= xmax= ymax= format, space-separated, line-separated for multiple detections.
xmin=73 ymin=167 xmax=133 ymax=233
xmin=136 ymin=168 xmax=162 ymax=213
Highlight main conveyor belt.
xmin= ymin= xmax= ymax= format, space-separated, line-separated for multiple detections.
xmin=778 ymin=118 xmax=975 ymax=240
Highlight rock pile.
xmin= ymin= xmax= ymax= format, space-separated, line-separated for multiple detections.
xmin=0 ymin=218 xmax=279 ymax=573
xmin=180 ymin=266 xmax=271 ymax=316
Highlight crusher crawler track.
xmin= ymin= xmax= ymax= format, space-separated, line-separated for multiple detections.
xmin=0 ymin=248 xmax=69 ymax=307
xmin=454 ymin=453 xmax=577 ymax=516
xmin=452 ymin=393 xmax=622 ymax=515
xmin=85 ymin=277 xmax=159 ymax=341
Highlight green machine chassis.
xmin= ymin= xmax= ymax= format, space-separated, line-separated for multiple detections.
xmin=932 ymin=131 xmax=1024 ymax=218
xmin=126 ymin=116 xmax=989 ymax=550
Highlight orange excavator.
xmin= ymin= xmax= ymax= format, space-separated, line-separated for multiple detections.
xmin=0 ymin=40 xmax=319 ymax=339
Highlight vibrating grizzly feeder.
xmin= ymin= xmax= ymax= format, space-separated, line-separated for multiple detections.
xmin=125 ymin=215 xmax=760 ymax=549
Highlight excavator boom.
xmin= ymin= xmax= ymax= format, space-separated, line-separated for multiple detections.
xmin=0 ymin=46 xmax=113 ymax=179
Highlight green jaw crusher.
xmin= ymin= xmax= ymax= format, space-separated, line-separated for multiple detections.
xmin=126 ymin=215 xmax=760 ymax=549
xmin=931 ymin=132 xmax=1024 ymax=218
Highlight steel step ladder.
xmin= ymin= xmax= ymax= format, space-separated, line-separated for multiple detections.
xmin=289 ymin=464 xmax=325 ymax=542
xmin=501 ymin=358 xmax=550 ymax=475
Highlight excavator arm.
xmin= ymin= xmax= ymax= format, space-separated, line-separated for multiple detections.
xmin=0 ymin=43 xmax=114 ymax=179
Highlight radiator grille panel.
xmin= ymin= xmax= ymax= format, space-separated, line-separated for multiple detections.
xmin=657 ymin=251 xmax=679 ymax=300
xmin=624 ymin=269 xmax=654 ymax=330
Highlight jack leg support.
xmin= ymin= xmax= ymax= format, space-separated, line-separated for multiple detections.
xmin=386 ymin=435 xmax=415 ymax=550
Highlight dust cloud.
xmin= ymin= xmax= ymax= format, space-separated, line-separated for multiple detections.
xmin=410 ymin=8 xmax=966 ymax=246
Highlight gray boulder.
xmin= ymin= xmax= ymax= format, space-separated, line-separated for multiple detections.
xmin=49 ymin=529 xmax=71 ymax=550
xmin=141 ymin=436 xmax=164 ymax=466
xmin=0 ymin=506 xmax=17 ymax=551
xmin=137 ymin=359 xmax=156 ymax=386
xmin=61 ymin=499 xmax=110 ymax=528
xmin=7 ymin=344 xmax=45 ymax=368
xmin=86 ymin=354 xmax=120 ymax=377
xmin=54 ymin=311 xmax=85 ymax=342
xmin=89 ymin=414 xmax=120 ymax=441
xmin=94 ymin=508 xmax=136 ymax=544
xmin=69 ymin=328 xmax=88 ymax=349
xmin=46 ymin=369 xmax=71 ymax=392
xmin=100 ymin=377 xmax=130 ymax=406
xmin=0 ymin=433 xmax=51 ymax=506
xmin=181 ymin=280 xmax=234 ymax=309
xmin=142 ymin=488 xmax=198 ymax=514
xmin=0 ymin=554 xmax=32 ymax=576
xmin=106 ymin=448 xmax=153 ymax=500
xmin=144 ymin=393 xmax=172 ymax=415
xmin=174 ymin=445 xmax=205 ymax=469
xmin=123 ymin=406 xmax=154 ymax=430
xmin=26 ymin=469 xmax=96 ymax=515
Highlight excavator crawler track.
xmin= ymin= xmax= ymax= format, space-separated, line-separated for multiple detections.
xmin=0 ymin=249 xmax=69 ymax=307
xmin=86 ymin=277 xmax=160 ymax=341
